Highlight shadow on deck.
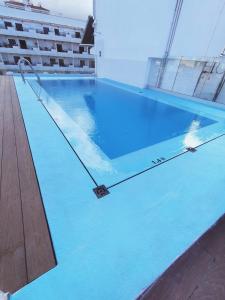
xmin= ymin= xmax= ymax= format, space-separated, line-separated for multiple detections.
xmin=138 ymin=215 xmax=225 ymax=300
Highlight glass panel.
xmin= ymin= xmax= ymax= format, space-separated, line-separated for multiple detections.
xmin=146 ymin=58 xmax=161 ymax=87
xmin=172 ymin=60 xmax=205 ymax=95
xmin=194 ymin=62 xmax=225 ymax=100
xmin=160 ymin=58 xmax=180 ymax=90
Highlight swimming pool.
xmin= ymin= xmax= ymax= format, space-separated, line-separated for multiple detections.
xmin=28 ymin=77 xmax=225 ymax=189
xmin=13 ymin=75 xmax=225 ymax=300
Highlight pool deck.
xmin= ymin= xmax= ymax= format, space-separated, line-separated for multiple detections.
xmin=5 ymin=74 xmax=225 ymax=299
xmin=0 ymin=76 xmax=56 ymax=294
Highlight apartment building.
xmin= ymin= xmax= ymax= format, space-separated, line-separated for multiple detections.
xmin=0 ymin=0 xmax=95 ymax=74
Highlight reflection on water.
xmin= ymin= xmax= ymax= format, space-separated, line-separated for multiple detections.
xmin=183 ymin=120 xmax=203 ymax=148
xmin=42 ymin=96 xmax=113 ymax=173
xmin=38 ymin=79 xmax=216 ymax=160
xmin=71 ymin=108 xmax=95 ymax=136
xmin=27 ymin=78 xmax=222 ymax=186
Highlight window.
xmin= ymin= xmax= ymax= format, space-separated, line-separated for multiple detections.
xmin=79 ymin=46 xmax=84 ymax=54
xmin=54 ymin=28 xmax=60 ymax=35
xmin=80 ymin=60 xmax=85 ymax=67
xmin=89 ymin=60 xmax=95 ymax=68
xmin=8 ymin=39 xmax=16 ymax=47
xmin=59 ymin=59 xmax=64 ymax=67
xmin=13 ymin=56 xmax=20 ymax=64
xmin=15 ymin=23 xmax=23 ymax=31
xmin=56 ymin=44 xmax=63 ymax=52
xmin=4 ymin=21 xmax=12 ymax=29
xmin=75 ymin=32 xmax=81 ymax=38
xmin=43 ymin=27 xmax=49 ymax=34
xmin=50 ymin=58 xmax=56 ymax=66
xmin=19 ymin=39 xmax=27 ymax=49
xmin=24 ymin=57 xmax=32 ymax=64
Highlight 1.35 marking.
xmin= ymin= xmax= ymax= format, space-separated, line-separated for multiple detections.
xmin=152 ymin=157 xmax=166 ymax=165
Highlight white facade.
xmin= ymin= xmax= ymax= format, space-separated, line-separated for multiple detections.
xmin=94 ymin=0 xmax=225 ymax=97
xmin=0 ymin=1 xmax=95 ymax=74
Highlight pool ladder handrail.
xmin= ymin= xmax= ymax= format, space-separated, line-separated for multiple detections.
xmin=18 ymin=58 xmax=42 ymax=85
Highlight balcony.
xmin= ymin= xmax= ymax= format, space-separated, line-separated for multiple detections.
xmin=54 ymin=31 xmax=67 ymax=37
xmin=0 ymin=45 xmax=39 ymax=55
xmin=36 ymin=29 xmax=66 ymax=37
xmin=0 ymin=27 xmax=82 ymax=43
xmin=0 ymin=45 xmax=93 ymax=59
xmin=0 ymin=61 xmax=95 ymax=73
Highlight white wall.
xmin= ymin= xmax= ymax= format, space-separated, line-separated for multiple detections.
xmin=170 ymin=1 xmax=225 ymax=58
xmin=95 ymin=0 xmax=225 ymax=87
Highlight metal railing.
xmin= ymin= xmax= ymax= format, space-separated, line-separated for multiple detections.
xmin=18 ymin=58 xmax=42 ymax=85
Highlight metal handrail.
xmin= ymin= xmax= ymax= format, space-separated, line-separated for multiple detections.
xmin=18 ymin=58 xmax=42 ymax=85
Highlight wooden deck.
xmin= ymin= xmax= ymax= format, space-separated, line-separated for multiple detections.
xmin=139 ymin=215 xmax=225 ymax=300
xmin=0 ymin=76 xmax=56 ymax=294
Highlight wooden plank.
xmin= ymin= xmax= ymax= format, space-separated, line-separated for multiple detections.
xmin=10 ymin=77 xmax=56 ymax=283
xmin=197 ymin=216 xmax=225 ymax=258
xmin=139 ymin=215 xmax=225 ymax=300
xmin=0 ymin=76 xmax=5 ymax=182
xmin=188 ymin=262 xmax=225 ymax=300
xmin=0 ymin=76 xmax=27 ymax=293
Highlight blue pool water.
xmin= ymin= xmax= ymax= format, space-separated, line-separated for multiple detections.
xmin=29 ymin=77 xmax=225 ymax=186
xmin=40 ymin=79 xmax=215 ymax=159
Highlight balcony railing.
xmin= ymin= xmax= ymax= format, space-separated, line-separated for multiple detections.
xmin=0 ymin=26 xmax=69 ymax=36
xmin=36 ymin=29 xmax=67 ymax=37
xmin=0 ymin=43 xmax=18 ymax=48
xmin=0 ymin=46 xmax=93 ymax=59
xmin=58 ymin=32 xmax=66 ymax=37
xmin=0 ymin=44 xmax=36 ymax=49
xmin=0 ymin=27 xmax=82 ymax=43
xmin=39 ymin=46 xmax=53 ymax=51
xmin=1 ymin=61 xmax=94 ymax=69
xmin=146 ymin=56 xmax=225 ymax=101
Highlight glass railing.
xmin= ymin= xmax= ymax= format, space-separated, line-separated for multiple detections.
xmin=146 ymin=57 xmax=225 ymax=102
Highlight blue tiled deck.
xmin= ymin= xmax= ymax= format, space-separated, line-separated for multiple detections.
xmin=12 ymin=75 xmax=225 ymax=300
